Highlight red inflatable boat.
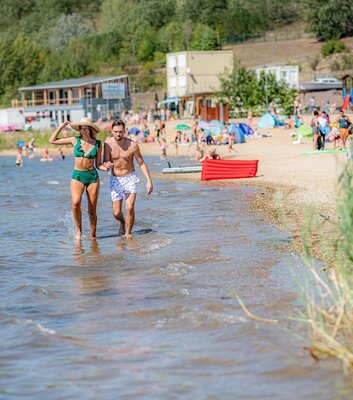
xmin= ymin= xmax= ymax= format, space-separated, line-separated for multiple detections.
xmin=201 ymin=159 xmax=259 ymax=181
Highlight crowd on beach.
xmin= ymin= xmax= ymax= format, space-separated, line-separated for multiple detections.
xmin=287 ymin=97 xmax=353 ymax=151
xmin=309 ymin=109 xmax=352 ymax=150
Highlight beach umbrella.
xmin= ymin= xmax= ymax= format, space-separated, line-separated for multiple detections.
xmin=129 ymin=126 xmax=140 ymax=135
xmin=175 ymin=124 xmax=191 ymax=130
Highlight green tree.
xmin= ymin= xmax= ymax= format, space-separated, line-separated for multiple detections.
xmin=302 ymin=0 xmax=353 ymax=40
xmin=0 ymin=33 xmax=43 ymax=105
xmin=218 ymin=65 xmax=259 ymax=110
xmin=135 ymin=0 xmax=176 ymax=28
xmin=190 ymin=24 xmax=218 ymax=51
xmin=48 ymin=13 xmax=95 ymax=52
xmin=59 ymin=37 xmax=91 ymax=78
xmin=85 ymin=31 xmax=122 ymax=72
xmin=158 ymin=21 xmax=187 ymax=53
xmin=218 ymin=64 xmax=296 ymax=112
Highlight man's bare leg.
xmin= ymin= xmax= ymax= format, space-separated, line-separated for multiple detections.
xmin=112 ymin=200 xmax=125 ymax=236
xmin=125 ymin=193 xmax=137 ymax=237
xmin=70 ymin=179 xmax=85 ymax=239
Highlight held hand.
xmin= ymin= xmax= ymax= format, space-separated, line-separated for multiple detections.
xmin=104 ymin=161 xmax=113 ymax=170
xmin=146 ymin=181 xmax=153 ymax=195
xmin=62 ymin=121 xmax=71 ymax=128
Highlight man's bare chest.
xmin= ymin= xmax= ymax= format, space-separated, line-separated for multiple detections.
xmin=111 ymin=147 xmax=134 ymax=161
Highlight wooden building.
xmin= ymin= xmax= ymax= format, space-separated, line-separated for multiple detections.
xmin=12 ymin=75 xmax=130 ymax=124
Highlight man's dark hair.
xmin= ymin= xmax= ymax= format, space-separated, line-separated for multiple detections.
xmin=112 ymin=119 xmax=126 ymax=131
xmin=314 ymin=110 xmax=319 ymax=116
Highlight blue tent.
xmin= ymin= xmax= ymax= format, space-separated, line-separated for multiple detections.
xmin=258 ymin=113 xmax=276 ymax=129
xmin=227 ymin=123 xmax=238 ymax=135
xmin=129 ymin=127 xmax=140 ymax=135
xmin=273 ymin=116 xmax=284 ymax=127
xmin=228 ymin=124 xmax=245 ymax=143
xmin=238 ymin=123 xmax=254 ymax=136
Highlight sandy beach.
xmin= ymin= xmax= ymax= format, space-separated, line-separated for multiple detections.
xmin=152 ymin=115 xmax=349 ymax=238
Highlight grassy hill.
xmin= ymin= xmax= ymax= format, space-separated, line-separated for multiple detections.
xmin=225 ymin=37 xmax=353 ymax=82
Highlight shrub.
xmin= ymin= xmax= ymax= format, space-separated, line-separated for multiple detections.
xmin=341 ymin=54 xmax=353 ymax=70
xmin=310 ymin=55 xmax=320 ymax=71
xmin=330 ymin=60 xmax=341 ymax=72
xmin=321 ymin=40 xmax=347 ymax=57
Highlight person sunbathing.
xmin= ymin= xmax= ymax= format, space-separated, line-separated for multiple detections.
xmin=199 ymin=149 xmax=220 ymax=163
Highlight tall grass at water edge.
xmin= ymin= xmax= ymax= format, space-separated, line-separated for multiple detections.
xmin=290 ymin=160 xmax=353 ymax=369
xmin=0 ymin=130 xmax=111 ymax=151
xmin=234 ymin=160 xmax=353 ymax=369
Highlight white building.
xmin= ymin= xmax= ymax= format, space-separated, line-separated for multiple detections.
xmin=166 ymin=50 xmax=234 ymax=98
xmin=255 ymin=65 xmax=299 ymax=89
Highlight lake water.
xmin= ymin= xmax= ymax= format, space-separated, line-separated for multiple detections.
xmin=0 ymin=155 xmax=352 ymax=399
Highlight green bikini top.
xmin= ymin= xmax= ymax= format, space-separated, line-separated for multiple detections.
xmin=74 ymin=137 xmax=101 ymax=159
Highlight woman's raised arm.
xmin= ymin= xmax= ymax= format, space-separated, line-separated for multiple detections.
xmin=49 ymin=121 xmax=75 ymax=145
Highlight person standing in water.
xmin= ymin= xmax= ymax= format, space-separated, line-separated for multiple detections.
xmin=104 ymin=119 xmax=153 ymax=237
xmin=49 ymin=118 xmax=108 ymax=240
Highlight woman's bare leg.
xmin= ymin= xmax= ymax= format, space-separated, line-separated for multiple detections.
xmin=86 ymin=181 xmax=100 ymax=239
xmin=71 ymin=179 xmax=85 ymax=239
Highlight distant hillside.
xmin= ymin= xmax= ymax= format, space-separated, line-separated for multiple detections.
xmin=225 ymin=37 xmax=353 ymax=82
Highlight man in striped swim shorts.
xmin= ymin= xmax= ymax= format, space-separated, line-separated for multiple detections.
xmin=104 ymin=119 xmax=153 ymax=237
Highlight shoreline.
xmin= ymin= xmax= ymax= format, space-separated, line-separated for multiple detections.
xmin=2 ymin=115 xmax=346 ymax=253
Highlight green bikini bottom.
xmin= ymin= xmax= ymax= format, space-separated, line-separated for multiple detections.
xmin=72 ymin=169 xmax=99 ymax=186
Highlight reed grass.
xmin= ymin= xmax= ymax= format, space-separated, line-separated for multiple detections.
xmin=290 ymin=160 xmax=353 ymax=369
xmin=234 ymin=161 xmax=353 ymax=369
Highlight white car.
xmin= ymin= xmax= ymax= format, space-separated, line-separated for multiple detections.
xmin=315 ymin=76 xmax=341 ymax=84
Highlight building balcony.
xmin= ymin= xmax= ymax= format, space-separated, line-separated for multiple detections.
xmin=11 ymin=97 xmax=83 ymax=108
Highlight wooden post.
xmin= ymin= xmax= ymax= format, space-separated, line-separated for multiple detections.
xmin=32 ymin=91 xmax=35 ymax=106
xmin=44 ymin=90 xmax=47 ymax=106
xmin=56 ymin=90 xmax=59 ymax=105
xmin=68 ymin=89 xmax=72 ymax=105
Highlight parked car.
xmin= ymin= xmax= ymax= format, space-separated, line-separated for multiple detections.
xmin=315 ymin=76 xmax=341 ymax=84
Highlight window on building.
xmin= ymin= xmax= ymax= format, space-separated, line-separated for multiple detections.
xmin=168 ymin=56 xmax=176 ymax=69
xmin=169 ymin=78 xmax=177 ymax=88
xmin=178 ymin=54 xmax=186 ymax=68
xmin=178 ymin=76 xmax=186 ymax=87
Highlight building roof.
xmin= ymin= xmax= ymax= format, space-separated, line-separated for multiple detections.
xmin=19 ymin=75 xmax=128 ymax=91
xmin=166 ymin=50 xmax=233 ymax=56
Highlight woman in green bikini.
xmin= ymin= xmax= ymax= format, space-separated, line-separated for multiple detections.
xmin=49 ymin=118 xmax=108 ymax=239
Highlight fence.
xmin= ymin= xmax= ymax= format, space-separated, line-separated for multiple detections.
xmin=224 ymin=24 xmax=310 ymax=46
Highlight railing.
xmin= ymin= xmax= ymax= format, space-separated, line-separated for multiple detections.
xmin=11 ymin=97 xmax=82 ymax=108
